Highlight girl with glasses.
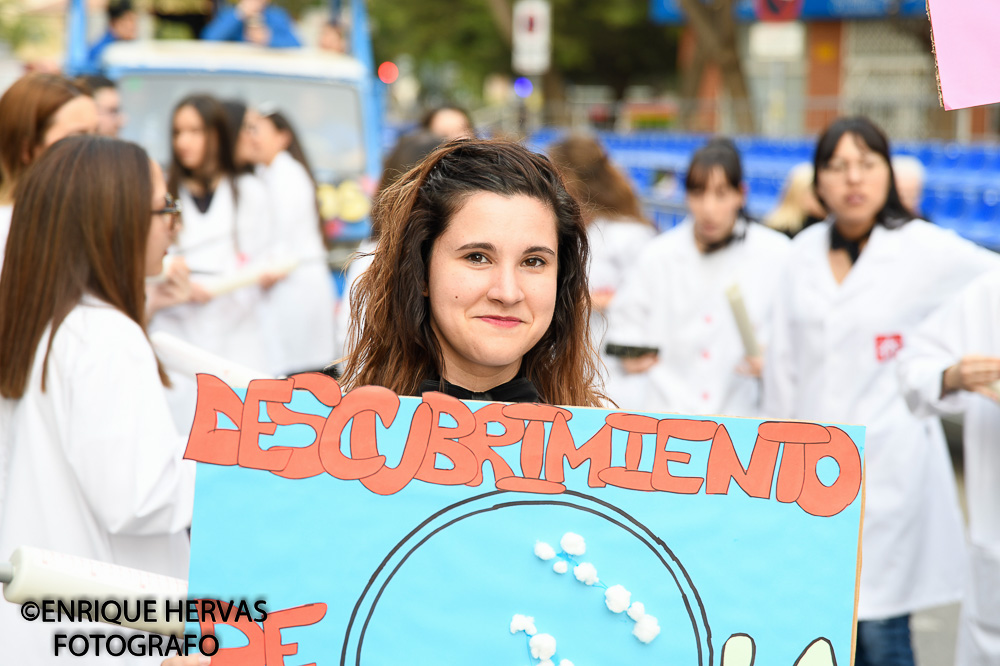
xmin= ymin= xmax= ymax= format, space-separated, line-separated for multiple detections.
xmin=0 ymin=136 xmax=195 ymax=662
xmin=763 ymin=116 xmax=1000 ymax=666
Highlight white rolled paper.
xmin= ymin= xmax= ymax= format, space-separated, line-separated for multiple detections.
xmin=203 ymin=257 xmax=300 ymax=298
xmin=150 ymin=331 xmax=273 ymax=388
xmin=1 ymin=546 xmax=188 ymax=636
xmin=725 ymin=283 xmax=761 ymax=358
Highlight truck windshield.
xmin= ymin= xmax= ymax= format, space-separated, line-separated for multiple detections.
xmin=116 ymin=72 xmax=365 ymax=181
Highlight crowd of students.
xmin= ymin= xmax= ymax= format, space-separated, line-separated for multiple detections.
xmin=1 ymin=68 xmax=999 ymax=666
xmin=565 ymin=117 xmax=1000 ymax=666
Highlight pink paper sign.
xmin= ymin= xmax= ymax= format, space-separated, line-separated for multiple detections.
xmin=929 ymin=0 xmax=1000 ymax=110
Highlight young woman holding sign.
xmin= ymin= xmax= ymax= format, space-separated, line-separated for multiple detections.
xmin=340 ymin=139 xmax=604 ymax=407
xmin=762 ymin=116 xmax=1000 ymax=666
xmin=0 ymin=136 xmax=195 ymax=663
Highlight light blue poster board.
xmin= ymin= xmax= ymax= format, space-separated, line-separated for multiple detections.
xmin=184 ymin=373 xmax=865 ymax=666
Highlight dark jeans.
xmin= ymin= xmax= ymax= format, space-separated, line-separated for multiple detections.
xmin=855 ymin=615 xmax=915 ymax=666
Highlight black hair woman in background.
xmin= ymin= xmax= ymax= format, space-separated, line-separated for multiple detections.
xmin=763 ymin=116 xmax=1000 ymax=666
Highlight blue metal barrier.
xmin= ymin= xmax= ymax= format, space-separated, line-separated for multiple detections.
xmin=528 ymin=130 xmax=1000 ymax=250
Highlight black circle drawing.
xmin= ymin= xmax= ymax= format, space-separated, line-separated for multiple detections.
xmin=341 ymin=490 xmax=713 ymax=665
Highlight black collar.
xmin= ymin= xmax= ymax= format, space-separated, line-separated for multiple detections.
xmin=830 ymin=223 xmax=874 ymax=265
xmin=701 ymin=216 xmax=749 ymax=254
xmin=418 ymin=375 xmax=540 ymax=403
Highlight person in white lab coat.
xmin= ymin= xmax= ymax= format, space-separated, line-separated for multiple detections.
xmin=0 ymin=73 xmax=98 ymax=272
xmin=762 ymin=116 xmax=1000 ymax=666
xmin=0 ymin=136 xmax=195 ymax=663
xmin=152 ymin=94 xmax=271 ymax=430
xmin=246 ymin=107 xmax=337 ymax=374
xmin=897 ymin=270 xmax=1000 ymax=666
xmin=548 ymin=134 xmax=658 ymax=409
xmin=335 ymin=130 xmax=444 ymax=366
xmin=605 ymin=138 xmax=791 ymax=417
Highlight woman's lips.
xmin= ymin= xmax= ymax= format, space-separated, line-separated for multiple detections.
xmin=479 ymin=315 xmax=522 ymax=329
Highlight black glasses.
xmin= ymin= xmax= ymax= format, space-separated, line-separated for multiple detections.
xmin=152 ymin=193 xmax=182 ymax=217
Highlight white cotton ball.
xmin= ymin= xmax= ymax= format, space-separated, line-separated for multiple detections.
xmin=627 ymin=601 xmax=646 ymax=621
xmin=539 ymin=661 xmax=554 ymax=666
xmin=633 ymin=614 xmax=661 ymax=644
xmin=509 ymin=614 xmax=537 ymax=636
xmin=573 ymin=562 xmax=599 ymax=585
xmin=534 ymin=541 xmax=557 ymax=561
xmin=529 ymin=633 xmax=557 ymax=660
xmin=559 ymin=661 xmax=574 ymax=666
xmin=604 ymin=584 xmax=632 ymax=613
xmin=560 ymin=532 xmax=586 ymax=556
xmin=553 ymin=560 xmax=569 ymax=574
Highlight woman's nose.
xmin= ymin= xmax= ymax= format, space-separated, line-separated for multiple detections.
xmin=487 ymin=265 xmax=524 ymax=304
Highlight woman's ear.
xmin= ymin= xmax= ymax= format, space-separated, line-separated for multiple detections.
xmin=280 ymin=130 xmax=293 ymax=152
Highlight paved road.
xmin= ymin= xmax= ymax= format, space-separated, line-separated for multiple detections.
xmin=913 ymin=603 xmax=960 ymax=666
xmin=911 ymin=417 xmax=964 ymax=666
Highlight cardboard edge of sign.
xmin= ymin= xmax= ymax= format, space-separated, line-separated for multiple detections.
xmin=926 ymin=0 xmax=949 ymax=110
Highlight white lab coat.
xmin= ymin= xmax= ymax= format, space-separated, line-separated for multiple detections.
xmin=0 ymin=296 xmax=195 ymax=664
xmin=606 ymin=218 xmax=791 ymax=416
xmin=0 ymin=204 xmax=12 ymax=274
xmin=256 ymin=151 xmax=337 ymax=373
xmin=587 ymin=217 xmax=658 ymax=409
xmin=150 ymin=175 xmax=271 ymax=431
xmin=897 ymin=269 xmax=1000 ymax=665
xmin=763 ymin=219 xmax=1000 ymax=620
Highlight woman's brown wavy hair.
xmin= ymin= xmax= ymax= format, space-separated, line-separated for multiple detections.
xmin=341 ymin=139 xmax=605 ymax=407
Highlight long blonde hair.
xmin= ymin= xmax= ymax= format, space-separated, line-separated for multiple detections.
xmin=765 ymin=162 xmax=820 ymax=236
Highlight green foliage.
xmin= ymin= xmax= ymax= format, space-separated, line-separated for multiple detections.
xmin=370 ymin=0 xmax=680 ymax=102
xmin=550 ymin=0 xmax=679 ymax=94
xmin=0 ymin=0 xmax=44 ymax=50
xmin=370 ymin=0 xmax=509 ymax=100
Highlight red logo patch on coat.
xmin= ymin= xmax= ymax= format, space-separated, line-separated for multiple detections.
xmin=875 ymin=334 xmax=904 ymax=362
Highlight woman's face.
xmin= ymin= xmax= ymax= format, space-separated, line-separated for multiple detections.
xmin=235 ymin=110 xmax=257 ymax=167
xmin=172 ymin=105 xmax=209 ymax=171
xmin=146 ymin=161 xmax=177 ymax=277
xmin=816 ymin=133 xmax=890 ymax=233
xmin=247 ymin=114 xmax=290 ymax=166
xmin=426 ymin=192 xmax=559 ymax=387
xmin=40 ymin=95 xmax=98 ymax=151
xmin=687 ymin=166 xmax=744 ymax=251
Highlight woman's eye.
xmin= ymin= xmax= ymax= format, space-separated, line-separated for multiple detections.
xmin=466 ymin=252 xmax=488 ymax=264
xmin=523 ymin=256 xmax=547 ymax=268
